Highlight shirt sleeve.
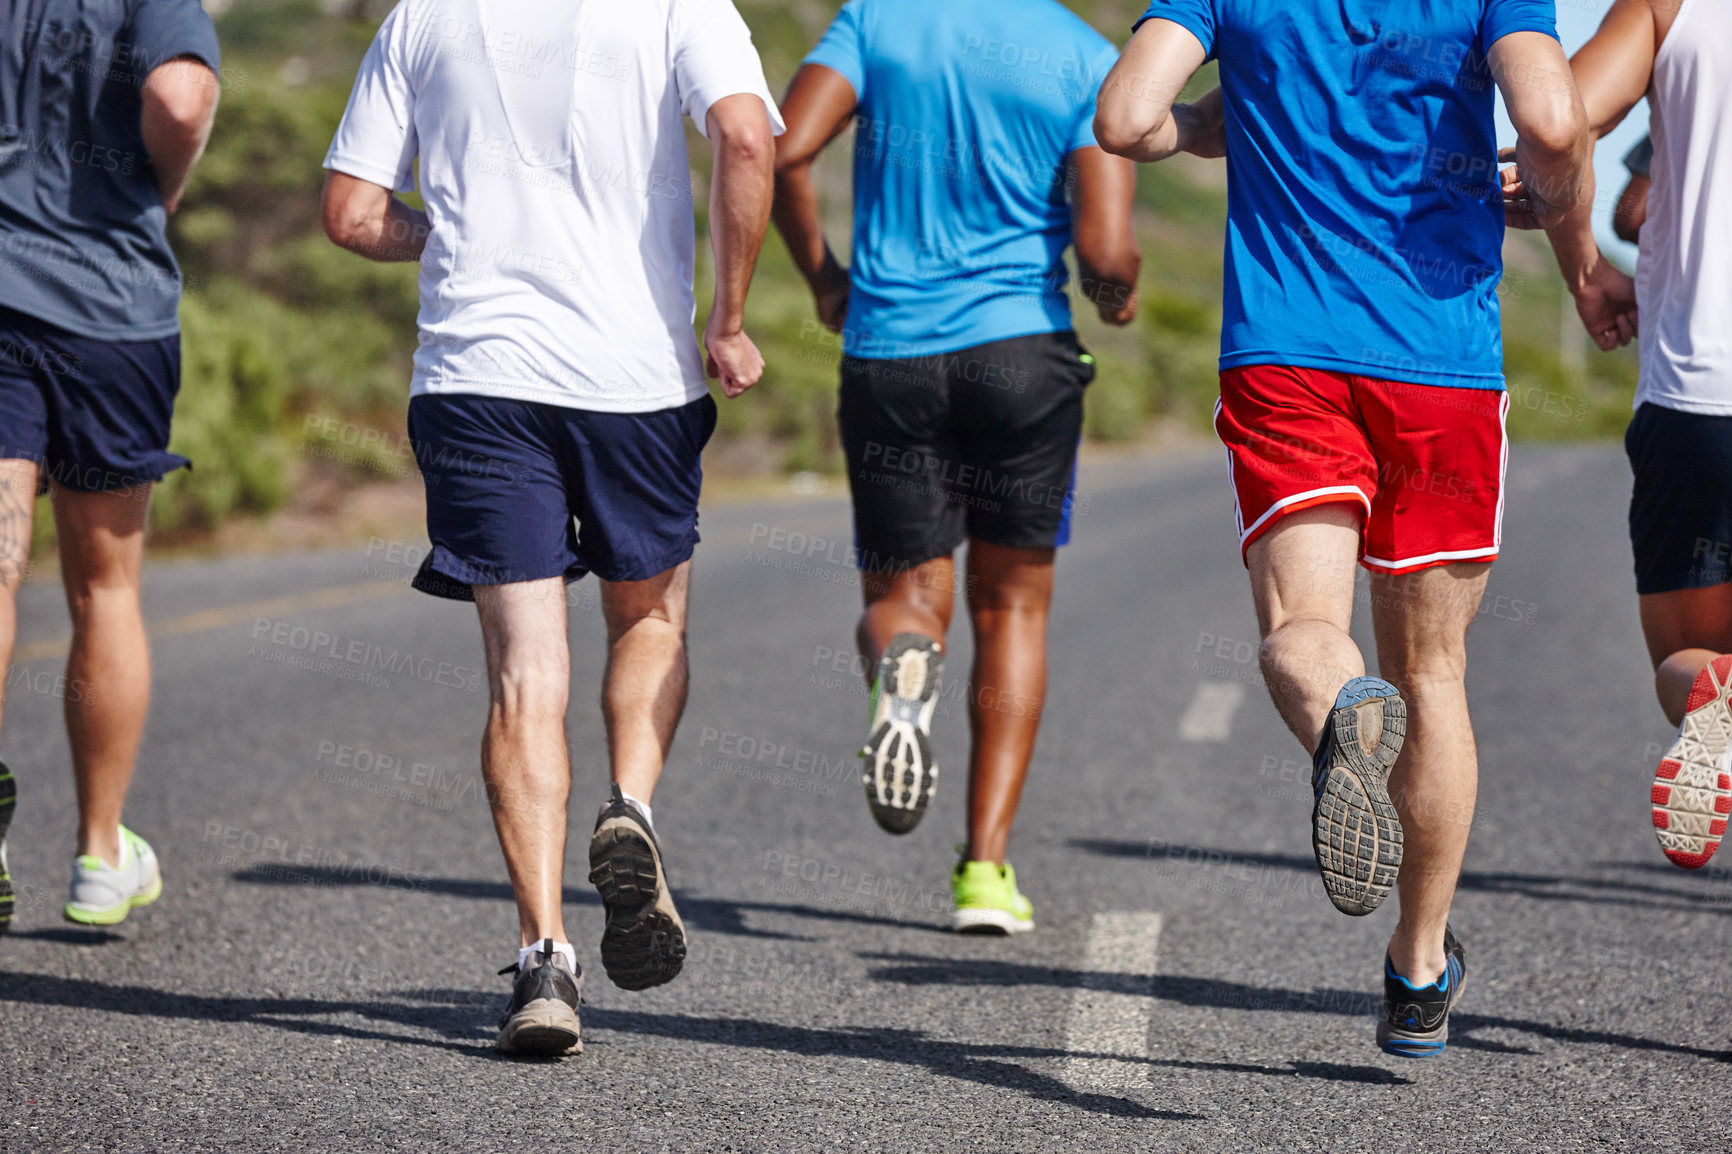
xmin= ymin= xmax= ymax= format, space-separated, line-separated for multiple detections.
xmin=1132 ymin=0 xmax=1215 ymax=56
xmin=126 ymin=0 xmax=221 ymax=81
xmin=1068 ymin=40 xmax=1122 ymax=151
xmin=802 ymin=0 xmax=867 ymax=100
xmin=1480 ymin=0 xmax=1559 ymax=49
xmin=671 ymin=0 xmax=787 ymax=140
xmin=323 ymin=2 xmax=419 ymax=194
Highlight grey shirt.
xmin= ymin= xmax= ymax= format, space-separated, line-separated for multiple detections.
xmin=0 ymin=0 xmax=220 ymax=340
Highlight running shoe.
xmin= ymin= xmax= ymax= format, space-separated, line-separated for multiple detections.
xmin=496 ymin=938 xmax=583 ymax=1056
xmin=951 ymin=855 xmax=1034 ymax=934
xmin=588 ymin=784 xmax=686 ymax=991
xmin=1650 ymin=654 xmax=1732 ymax=870
xmin=1377 ymin=925 xmax=1467 ymax=1058
xmin=1312 ymin=676 xmax=1406 ymax=916
xmin=63 ymin=825 xmax=161 ymax=926
xmin=860 ymin=632 xmax=943 ymax=835
xmin=0 ymin=760 xmax=14 ymax=935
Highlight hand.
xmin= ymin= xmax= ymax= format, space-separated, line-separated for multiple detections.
xmin=1174 ymin=96 xmax=1226 ymax=160
xmin=810 ymin=259 xmax=850 ymax=334
xmin=1572 ymin=258 xmax=1638 ymax=350
xmin=703 ymin=318 xmax=764 ymax=398
xmin=1500 ymin=163 xmax=1544 ymax=230
xmin=1097 ymin=287 xmax=1138 ymax=327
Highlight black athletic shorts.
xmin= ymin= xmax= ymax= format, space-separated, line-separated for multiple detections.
xmin=1626 ymin=401 xmax=1732 ymax=594
xmin=838 ymin=329 xmax=1093 ymax=571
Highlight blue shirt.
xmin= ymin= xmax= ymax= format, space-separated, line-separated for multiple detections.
xmin=806 ymin=0 xmax=1118 ymax=359
xmin=1135 ymin=0 xmax=1557 ymax=389
xmin=0 ymin=0 xmax=220 ymax=340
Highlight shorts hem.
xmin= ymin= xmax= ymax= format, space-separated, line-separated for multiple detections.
xmin=412 ymin=545 xmax=588 ymax=603
xmin=1360 ymin=546 xmax=1498 ymax=575
xmin=47 ymin=455 xmax=189 ymax=493
xmin=588 ymin=536 xmax=700 ymax=584
xmin=1237 ymin=486 xmax=1372 ymax=562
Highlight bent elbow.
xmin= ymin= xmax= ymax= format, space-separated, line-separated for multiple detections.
xmin=1092 ymin=109 xmax=1139 ymax=159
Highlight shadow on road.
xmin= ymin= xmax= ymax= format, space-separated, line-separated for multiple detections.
xmin=1068 ymin=839 xmax=1732 ymax=915
xmin=864 ymin=952 xmax=1732 ymax=1064
xmin=583 ymin=1007 xmax=1209 ymax=1118
xmin=0 ymin=971 xmax=494 ymax=1055
xmin=230 ymin=866 xmax=949 ymax=939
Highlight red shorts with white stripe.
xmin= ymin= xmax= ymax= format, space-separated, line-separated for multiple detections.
xmin=1214 ymin=365 xmax=1509 ymax=575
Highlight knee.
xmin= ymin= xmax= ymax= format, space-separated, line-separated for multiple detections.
xmin=63 ymin=573 xmax=141 ymax=624
xmin=1382 ymin=648 xmax=1468 ymax=697
xmin=490 ymin=661 xmax=569 ymax=722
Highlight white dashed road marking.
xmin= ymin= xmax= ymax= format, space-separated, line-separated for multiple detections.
xmin=1060 ymin=911 xmax=1164 ymax=1089
xmin=1178 ymin=681 xmax=1245 ymax=742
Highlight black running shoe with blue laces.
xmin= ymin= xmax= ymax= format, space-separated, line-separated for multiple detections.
xmin=496 ymin=939 xmax=583 ymax=1056
xmin=1377 ymin=925 xmax=1467 ymax=1058
xmin=1312 ymin=676 xmax=1406 ymax=916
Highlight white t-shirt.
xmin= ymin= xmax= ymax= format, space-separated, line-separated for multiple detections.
xmin=324 ymin=0 xmax=784 ymax=413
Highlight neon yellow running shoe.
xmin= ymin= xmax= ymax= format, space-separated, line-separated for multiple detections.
xmin=64 ymin=825 xmax=161 ymax=926
xmin=951 ymin=857 xmax=1034 ymax=935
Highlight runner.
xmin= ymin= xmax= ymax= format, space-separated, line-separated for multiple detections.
xmin=1513 ymin=0 xmax=1731 ymax=872
xmin=322 ymin=0 xmax=781 ymax=1054
xmin=772 ymin=0 xmax=1139 ymax=934
xmin=0 ymin=0 xmax=221 ymax=933
xmin=1096 ymin=0 xmax=1587 ymax=1055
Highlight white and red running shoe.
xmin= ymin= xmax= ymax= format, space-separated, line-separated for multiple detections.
xmin=1652 ymin=654 xmax=1732 ymax=870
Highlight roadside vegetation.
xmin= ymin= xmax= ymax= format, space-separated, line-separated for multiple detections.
xmin=34 ymin=0 xmax=1638 ymax=549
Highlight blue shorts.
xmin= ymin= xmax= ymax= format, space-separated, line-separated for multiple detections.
xmin=406 ymin=392 xmax=717 ymax=600
xmin=0 ymin=305 xmax=188 ymax=492
xmin=1626 ymin=402 xmax=1732 ymax=595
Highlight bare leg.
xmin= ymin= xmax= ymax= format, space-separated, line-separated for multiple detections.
xmin=0 ymin=460 xmax=40 ymax=736
xmin=599 ymin=561 xmax=692 ymax=804
xmin=963 ymin=541 xmax=1054 ymax=865
xmin=1246 ymin=504 xmax=1366 ymax=751
xmin=856 ymin=556 xmax=957 ymax=677
xmin=475 ymin=579 xmax=571 ymax=948
xmin=1369 ymin=562 xmax=1491 ymax=985
xmin=1638 ymin=586 xmax=1732 ymax=726
xmin=53 ymin=485 xmax=152 ymax=870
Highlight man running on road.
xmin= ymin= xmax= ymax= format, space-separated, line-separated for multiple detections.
xmin=773 ymin=0 xmax=1139 ymax=934
xmin=1096 ymin=0 xmax=1587 ymax=1055
xmin=323 ymin=0 xmax=781 ymax=1054
xmin=1514 ymin=0 xmax=1732 ymax=872
xmin=0 ymin=0 xmax=220 ymax=933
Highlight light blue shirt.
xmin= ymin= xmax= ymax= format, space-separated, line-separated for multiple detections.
xmin=806 ymin=0 xmax=1117 ymax=359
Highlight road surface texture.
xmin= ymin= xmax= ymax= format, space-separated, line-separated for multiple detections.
xmin=1 ymin=445 xmax=1726 ymax=1152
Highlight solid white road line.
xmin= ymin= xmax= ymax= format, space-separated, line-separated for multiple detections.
xmin=1177 ymin=681 xmax=1245 ymax=743
xmin=1060 ymin=911 xmax=1164 ymax=1090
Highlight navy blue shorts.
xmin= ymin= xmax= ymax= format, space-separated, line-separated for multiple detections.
xmin=406 ymin=392 xmax=717 ymax=601
xmin=1627 ymin=402 xmax=1732 ymax=595
xmin=0 ymin=305 xmax=188 ymax=492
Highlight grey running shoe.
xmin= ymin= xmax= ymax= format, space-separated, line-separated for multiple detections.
xmin=861 ymin=633 xmax=943 ymax=835
xmin=1377 ymin=926 xmax=1467 ymax=1058
xmin=64 ymin=825 xmax=161 ymax=926
xmin=496 ymin=939 xmax=583 ymax=1056
xmin=0 ymin=761 xmax=14 ymax=934
xmin=1312 ymin=676 xmax=1406 ymax=916
xmin=588 ymin=785 xmax=685 ymax=990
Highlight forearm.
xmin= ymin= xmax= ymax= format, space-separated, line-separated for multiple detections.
xmin=710 ymin=138 xmax=774 ymax=334
xmin=770 ymin=163 xmax=840 ymax=288
xmin=1541 ymin=180 xmax=1605 ymax=292
xmin=140 ymin=110 xmax=206 ymax=208
xmin=334 ymin=197 xmax=430 ymax=263
xmin=140 ymin=60 xmax=218 ymax=212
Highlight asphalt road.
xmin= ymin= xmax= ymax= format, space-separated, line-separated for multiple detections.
xmin=1 ymin=444 xmax=1727 ymax=1153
